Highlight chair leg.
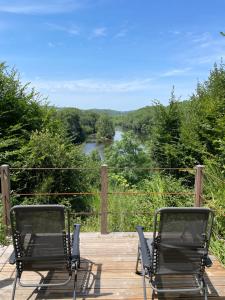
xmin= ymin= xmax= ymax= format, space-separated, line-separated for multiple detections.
xmin=141 ymin=262 xmax=147 ymax=300
xmin=135 ymin=247 xmax=141 ymax=275
xmin=11 ymin=270 xmax=18 ymax=300
xmin=202 ymin=278 xmax=208 ymax=300
xmin=136 ymin=247 xmax=148 ymax=299
xmin=73 ymin=262 xmax=78 ymax=300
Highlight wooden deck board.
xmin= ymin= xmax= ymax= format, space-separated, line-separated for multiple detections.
xmin=0 ymin=232 xmax=225 ymax=300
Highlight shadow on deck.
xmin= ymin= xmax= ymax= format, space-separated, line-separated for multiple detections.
xmin=0 ymin=233 xmax=225 ymax=300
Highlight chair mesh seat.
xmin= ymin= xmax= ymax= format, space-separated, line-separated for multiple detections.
xmin=19 ymin=234 xmax=69 ymax=270
xmin=11 ymin=205 xmax=70 ymax=272
xmin=157 ymin=247 xmax=203 ymax=274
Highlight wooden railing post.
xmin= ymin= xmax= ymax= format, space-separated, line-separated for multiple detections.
xmin=1 ymin=164 xmax=11 ymax=231
xmin=100 ymin=164 xmax=108 ymax=234
xmin=194 ymin=165 xmax=204 ymax=207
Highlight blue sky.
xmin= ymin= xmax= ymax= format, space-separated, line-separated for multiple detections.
xmin=1 ymin=0 xmax=225 ymax=110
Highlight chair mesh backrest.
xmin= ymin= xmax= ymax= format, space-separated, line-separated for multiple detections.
xmin=10 ymin=205 xmax=70 ymax=271
xmin=153 ymin=208 xmax=213 ymax=275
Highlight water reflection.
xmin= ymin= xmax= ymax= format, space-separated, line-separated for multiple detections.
xmin=83 ymin=130 xmax=123 ymax=159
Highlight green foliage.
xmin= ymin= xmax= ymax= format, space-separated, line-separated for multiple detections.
xmin=105 ymin=131 xmax=151 ymax=185
xmin=0 ymin=204 xmax=8 ymax=244
xmin=180 ymin=63 xmax=225 ymax=165
xmin=96 ymin=114 xmax=115 ymax=141
xmin=11 ymin=129 xmax=100 ymax=211
xmin=108 ymin=173 xmax=193 ymax=232
xmin=80 ymin=111 xmax=99 ymax=136
xmin=57 ymin=108 xmax=85 ymax=143
xmin=0 ymin=63 xmax=46 ymax=165
xmin=120 ymin=106 xmax=155 ymax=135
xmin=203 ymin=161 xmax=225 ymax=266
xmin=210 ymin=238 xmax=225 ymax=267
xmin=151 ymin=90 xmax=182 ymax=168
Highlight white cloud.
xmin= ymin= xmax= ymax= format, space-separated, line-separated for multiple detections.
xmin=183 ymin=33 xmax=225 ymax=66
xmin=0 ymin=0 xmax=83 ymax=14
xmin=114 ymin=28 xmax=128 ymax=38
xmin=48 ymin=42 xmax=55 ymax=48
xmin=47 ymin=41 xmax=63 ymax=48
xmin=91 ymin=27 xmax=107 ymax=38
xmin=47 ymin=23 xmax=80 ymax=35
xmin=191 ymin=32 xmax=211 ymax=44
xmin=162 ymin=67 xmax=192 ymax=77
xmin=30 ymin=77 xmax=154 ymax=93
xmin=169 ymin=30 xmax=181 ymax=35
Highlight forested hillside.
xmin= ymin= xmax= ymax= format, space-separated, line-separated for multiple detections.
xmin=0 ymin=61 xmax=224 ymax=265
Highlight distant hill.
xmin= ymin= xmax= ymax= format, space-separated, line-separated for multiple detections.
xmin=84 ymin=109 xmax=131 ymax=116
xmin=55 ymin=107 xmax=132 ymax=116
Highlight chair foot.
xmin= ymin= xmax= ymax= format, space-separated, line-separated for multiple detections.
xmin=135 ymin=270 xmax=142 ymax=275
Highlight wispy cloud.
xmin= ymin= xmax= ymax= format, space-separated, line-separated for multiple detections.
xmin=0 ymin=0 xmax=84 ymax=14
xmin=30 ymin=77 xmax=154 ymax=93
xmin=114 ymin=28 xmax=128 ymax=38
xmin=47 ymin=41 xmax=63 ymax=48
xmin=183 ymin=32 xmax=225 ymax=65
xmin=162 ymin=67 xmax=192 ymax=77
xmin=46 ymin=23 xmax=80 ymax=35
xmin=169 ymin=30 xmax=181 ymax=35
xmin=91 ymin=27 xmax=107 ymax=38
xmin=191 ymin=32 xmax=211 ymax=44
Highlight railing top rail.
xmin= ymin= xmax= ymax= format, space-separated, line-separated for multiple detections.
xmin=9 ymin=167 xmax=99 ymax=170
xmin=11 ymin=191 xmax=194 ymax=196
xmin=8 ymin=166 xmax=194 ymax=171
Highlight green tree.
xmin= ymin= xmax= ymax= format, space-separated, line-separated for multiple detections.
xmin=13 ymin=129 xmax=98 ymax=211
xmin=179 ymin=63 xmax=225 ymax=167
xmin=57 ymin=108 xmax=85 ymax=143
xmin=105 ymin=131 xmax=151 ymax=185
xmin=80 ymin=111 xmax=99 ymax=136
xmin=96 ymin=114 xmax=115 ymax=141
xmin=151 ymin=89 xmax=182 ymax=168
xmin=0 ymin=63 xmax=46 ymax=165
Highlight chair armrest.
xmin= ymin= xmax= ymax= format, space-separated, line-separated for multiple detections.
xmin=72 ymin=224 xmax=80 ymax=262
xmin=136 ymin=226 xmax=151 ymax=269
xmin=9 ymin=250 xmax=16 ymax=265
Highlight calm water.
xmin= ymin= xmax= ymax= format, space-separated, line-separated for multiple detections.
xmin=83 ymin=129 xmax=123 ymax=159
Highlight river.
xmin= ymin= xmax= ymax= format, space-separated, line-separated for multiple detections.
xmin=83 ymin=129 xmax=123 ymax=159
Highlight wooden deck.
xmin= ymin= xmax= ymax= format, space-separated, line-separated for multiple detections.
xmin=0 ymin=233 xmax=225 ymax=300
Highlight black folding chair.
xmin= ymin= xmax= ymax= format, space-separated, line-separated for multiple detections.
xmin=9 ymin=205 xmax=80 ymax=300
xmin=136 ymin=207 xmax=214 ymax=300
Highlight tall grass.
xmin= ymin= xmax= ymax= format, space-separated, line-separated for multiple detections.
xmin=204 ymin=162 xmax=225 ymax=266
xmin=0 ymin=203 xmax=8 ymax=245
xmin=108 ymin=173 xmax=194 ymax=231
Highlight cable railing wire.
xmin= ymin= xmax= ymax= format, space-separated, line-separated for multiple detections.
xmin=9 ymin=166 xmax=195 ymax=172
xmin=12 ymin=191 xmax=194 ymax=197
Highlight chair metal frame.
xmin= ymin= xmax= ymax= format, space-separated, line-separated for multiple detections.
xmin=136 ymin=207 xmax=214 ymax=300
xmin=9 ymin=205 xmax=80 ymax=300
